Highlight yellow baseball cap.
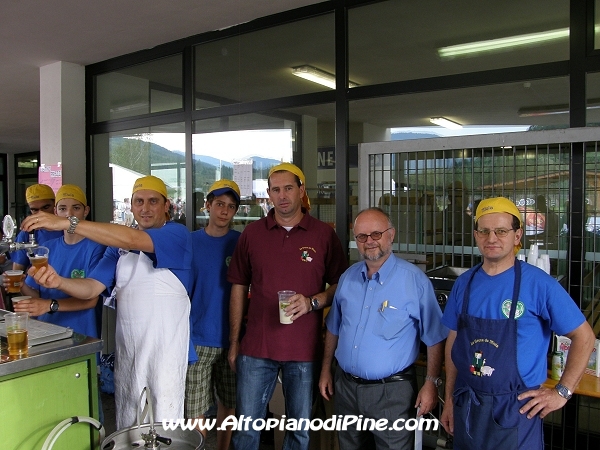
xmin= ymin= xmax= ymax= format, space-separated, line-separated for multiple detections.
xmin=56 ymin=184 xmax=87 ymax=206
xmin=26 ymin=184 xmax=55 ymax=203
xmin=475 ymin=197 xmax=523 ymax=227
xmin=475 ymin=197 xmax=523 ymax=255
xmin=132 ymin=175 xmax=168 ymax=199
xmin=268 ymin=162 xmax=311 ymax=211
xmin=208 ymin=179 xmax=240 ymax=202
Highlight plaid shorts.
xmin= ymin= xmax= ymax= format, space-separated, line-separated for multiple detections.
xmin=185 ymin=345 xmax=236 ymax=418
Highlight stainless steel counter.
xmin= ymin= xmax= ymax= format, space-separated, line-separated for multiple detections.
xmin=0 ymin=333 xmax=102 ymax=377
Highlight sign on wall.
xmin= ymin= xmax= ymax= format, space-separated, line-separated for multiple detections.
xmin=38 ymin=163 xmax=62 ymax=193
xmin=317 ymin=146 xmax=358 ymax=169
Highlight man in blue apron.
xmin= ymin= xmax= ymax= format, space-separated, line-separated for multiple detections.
xmin=440 ymin=197 xmax=595 ymax=449
xmin=22 ymin=175 xmax=193 ymax=430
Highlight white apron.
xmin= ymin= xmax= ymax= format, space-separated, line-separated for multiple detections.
xmin=113 ymin=250 xmax=190 ymax=430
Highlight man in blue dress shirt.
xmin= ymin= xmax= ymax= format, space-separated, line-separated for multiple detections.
xmin=319 ymin=207 xmax=448 ymax=450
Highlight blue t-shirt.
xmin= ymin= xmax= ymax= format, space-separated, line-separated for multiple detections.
xmin=442 ymin=263 xmax=585 ymax=387
xmin=26 ymin=236 xmax=106 ymax=338
xmin=89 ymin=221 xmax=193 ymax=296
xmin=326 ymin=254 xmax=448 ymax=380
xmin=189 ymin=228 xmax=240 ymax=348
xmin=12 ymin=229 xmax=64 ymax=267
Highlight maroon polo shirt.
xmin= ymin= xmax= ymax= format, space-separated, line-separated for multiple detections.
xmin=228 ymin=208 xmax=348 ymax=361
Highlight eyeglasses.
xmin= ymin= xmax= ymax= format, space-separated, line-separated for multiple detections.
xmin=475 ymin=228 xmax=516 ymax=237
xmin=355 ymin=227 xmax=393 ymax=243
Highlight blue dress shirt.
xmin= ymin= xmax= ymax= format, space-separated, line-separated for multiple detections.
xmin=326 ymin=254 xmax=448 ymax=380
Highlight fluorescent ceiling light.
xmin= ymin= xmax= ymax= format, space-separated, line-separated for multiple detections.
xmin=438 ymin=28 xmax=569 ymax=58
xmin=430 ymin=117 xmax=463 ymax=129
xmin=292 ymin=65 xmax=359 ymax=89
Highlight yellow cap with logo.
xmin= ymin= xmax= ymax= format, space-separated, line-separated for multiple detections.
xmin=56 ymin=184 xmax=87 ymax=206
xmin=26 ymin=184 xmax=55 ymax=203
xmin=475 ymin=197 xmax=523 ymax=255
xmin=208 ymin=179 xmax=241 ymax=202
xmin=132 ymin=175 xmax=168 ymax=199
xmin=268 ymin=162 xmax=311 ymax=211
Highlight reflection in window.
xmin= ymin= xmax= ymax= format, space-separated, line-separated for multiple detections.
xmin=95 ymin=55 xmax=183 ymax=122
xmin=93 ymin=124 xmax=187 ymax=226
xmin=193 ymin=117 xmax=294 ymax=231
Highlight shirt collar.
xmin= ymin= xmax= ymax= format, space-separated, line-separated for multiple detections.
xmin=266 ymin=207 xmax=310 ymax=230
xmin=359 ymin=252 xmax=395 ymax=284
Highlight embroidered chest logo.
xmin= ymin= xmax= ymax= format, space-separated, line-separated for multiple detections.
xmin=71 ymin=269 xmax=85 ymax=278
xmin=226 ymin=256 xmax=232 ymax=267
xmin=470 ymin=350 xmax=495 ymax=377
xmin=501 ymin=299 xmax=525 ymax=319
xmin=299 ymin=246 xmax=316 ymax=262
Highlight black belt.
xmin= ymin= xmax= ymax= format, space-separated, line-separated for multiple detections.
xmin=346 ymin=366 xmax=415 ymax=384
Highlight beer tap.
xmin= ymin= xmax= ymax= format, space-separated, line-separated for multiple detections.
xmin=0 ymin=215 xmax=39 ymax=254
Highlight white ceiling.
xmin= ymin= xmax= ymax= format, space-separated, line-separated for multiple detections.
xmin=0 ymin=0 xmax=321 ymax=153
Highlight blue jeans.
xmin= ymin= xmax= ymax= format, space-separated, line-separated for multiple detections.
xmin=233 ymin=355 xmax=316 ymax=450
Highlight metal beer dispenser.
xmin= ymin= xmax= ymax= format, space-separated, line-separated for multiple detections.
xmin=102 ymin=386 xmax=203 ymax=449
xmin=0 ymin=214 xmax=38 ymax=254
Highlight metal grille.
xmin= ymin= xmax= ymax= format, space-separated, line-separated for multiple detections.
xmin=359 ymin=128 xmax=600 ymax=449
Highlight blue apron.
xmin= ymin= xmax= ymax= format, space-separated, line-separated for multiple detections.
xmin=451 ymin=260 xmax=544 ymax=449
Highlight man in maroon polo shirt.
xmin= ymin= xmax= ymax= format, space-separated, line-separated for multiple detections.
xmin=228 ymin=163 xmax=347 ymax=450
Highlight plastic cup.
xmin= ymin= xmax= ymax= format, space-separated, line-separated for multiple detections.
xmin=11 ymin=296 xmax=31 ymax=304
xmin=278 ymin=290 xmax=296 ymax=325
xmin=5 ymin=270 xmax=23 ymax=293
xmin=5 ymin=312 xmax=28 ymax=358
xmin=28 ymin=246 xmax=49 ymax=270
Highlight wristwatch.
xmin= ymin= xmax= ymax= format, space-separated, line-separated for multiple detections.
xmin=49 ymin=299 xmax=59 ymax=314
xmin=425 ymin=375 xmax=443 ymax=387
xmin=310 ymin=297 xmax=319 ymax=311
xmin=555 ymin=383 xmax=572 ymax=400
xmin=67 ymin=216 xmax=79 ymax=234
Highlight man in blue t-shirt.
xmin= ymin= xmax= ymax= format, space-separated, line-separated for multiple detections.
xmin=22 ymin=175 xmax=192 ymax=430
xmin=441 ymin=197 xmax=595 ymax=450
xmin=15 ymin=184 xmax=105 ymax=339
xmin=185 ymin=179 xmax=240 ymax=450
xmin=12 ymin=183 xmax=63 ymax=272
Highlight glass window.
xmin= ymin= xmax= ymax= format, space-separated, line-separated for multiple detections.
xmin=91 ymin=123 xmax=186 ymax=226
xmin=194 ymin=13 xmax=334 ymax=109
xmin=14 ymin=152 xmax=40 ymax=225
xmin=350 ymin=77 xmax=570 ymax=141
xmin=193 ymin=103 xmax=335 ymax=231
xmin=94 ymin=54 xmax=183 ymax=122
xmin=587 ymin=72 xmax=600 ymax=125
xmin=349 ymin=0 xmax=569 ymax=86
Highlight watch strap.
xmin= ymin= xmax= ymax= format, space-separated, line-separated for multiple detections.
xmin=425 ymin=375 xmax=442 ymax=387
xmin=67 ymin=216 xmax=79 ymax=234
xmin=555 ymin=383 xmax=572 ymax=400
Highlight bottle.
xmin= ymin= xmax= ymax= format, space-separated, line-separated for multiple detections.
xmin=551 ymin=351 xmax=564 ymax=381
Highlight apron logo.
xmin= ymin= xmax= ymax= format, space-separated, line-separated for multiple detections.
xmin=501 ymin=299 xmax=525 ymax=319
xmin=299 ymin=246 xmax=316 ymax=262
xmin=71 ymin=269 xmax=85 ymax=278
xmin=470 ymin=350 xmax=495 ymax=377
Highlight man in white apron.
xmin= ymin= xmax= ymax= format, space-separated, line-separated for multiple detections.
xmin=22 ymin=175 xmax=193 ymax=430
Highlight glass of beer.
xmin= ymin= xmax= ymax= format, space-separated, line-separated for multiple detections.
xmin=5 ymin=312 xmax=28 ymax=358
xmin=4 ymin=270 xmax=23 ymax=293
xmin=28 ymin=246 xmax=50 ymax=270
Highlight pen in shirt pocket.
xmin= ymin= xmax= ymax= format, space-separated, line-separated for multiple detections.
xmin=379 ymin=300 xmax=397 ymax=312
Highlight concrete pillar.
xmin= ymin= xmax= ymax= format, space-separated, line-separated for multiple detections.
xmin=39 ymin=61 xmax=85 ymax=189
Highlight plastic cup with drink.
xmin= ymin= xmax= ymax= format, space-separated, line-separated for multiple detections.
xmin=5 ymin=312 xmax=29 ymax=358
xmin=28 ymin=246 xmax=50 ymax=270
xmin=4 ymin=270 xmax=24 ymax=294
xmin=278 ymin=290 xmax=296 ymax=325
